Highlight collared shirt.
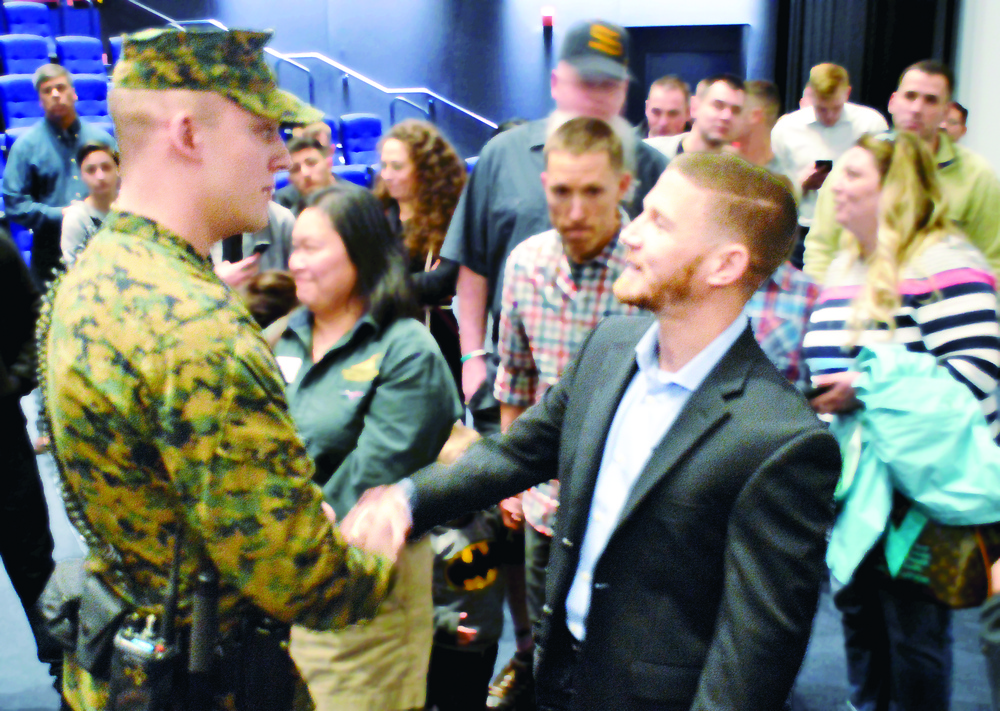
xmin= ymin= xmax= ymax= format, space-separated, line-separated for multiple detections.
xmin=771 ymin=103 xmax=889 ymax=225
xmin=440 ymin=118 xmax=668 ymax=330
xmin=744 ymin=262 xmax=820 ymax=391
xmin=565 ymin=314 xmax=749 ymax=641
xmin=275 ymin=310 xmax=462 ymax=520
xmin=2 ymin=117 xmax=117 ymax=231
xmin=495 ymin=215 xmax=641 ymax=535
xmin=804 ymin=131 xmax=1000 ymax=281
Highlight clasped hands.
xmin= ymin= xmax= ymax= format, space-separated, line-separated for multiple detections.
xmin=322 ymin=485 xmax=413 ymax=562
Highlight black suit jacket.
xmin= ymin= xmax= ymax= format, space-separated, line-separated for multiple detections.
xmin=411 ymin=316 xmax=841 ymax=711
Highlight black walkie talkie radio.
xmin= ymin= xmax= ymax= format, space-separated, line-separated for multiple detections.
xmin=108 ymin=526 xmax=184 ymax=711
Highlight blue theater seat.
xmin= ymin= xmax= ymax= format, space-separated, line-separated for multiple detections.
xmin=60 ymin=1 xmax=100 ymax=39
xmin=10 ymin=220 xmax=31 ymax=262
xmin=332 ymin=163 xmax=372 ymax=189
xmin=3 ymin=2 xmax=53 ymax=41
xmin=108 ymin=35 xmax=122 ymax=66
xmin=273 ymin=170 xmax=289 ymax=191
xmin=0 ymin=33 xmax=49 ymax=75
xmin=338 ymin=113 xmax=382 ymax=166
xmin=72 ymin=73 xmax=108 ymax=121
xmin=0 ymin=74 xmax=42 ymax=149
xmin=55 ymin=35 xmax=104 ymax=75
xmin=465 ymin=156 xmax=478 ymax=173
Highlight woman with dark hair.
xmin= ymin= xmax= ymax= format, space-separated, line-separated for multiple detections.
xmin=374 ymin=119 xmax=466 ymax=388
xmin=275 ymin=184 xmax=461 ymax=711
xmin=61 ymin=141 xmax=119 ymax=267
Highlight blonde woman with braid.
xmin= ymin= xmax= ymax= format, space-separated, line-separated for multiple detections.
xmin=802 ymin=131 xmax=1000 ymax=711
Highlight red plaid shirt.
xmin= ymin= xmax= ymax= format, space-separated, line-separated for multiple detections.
xmin=495 ymin=220 xmax=640 ymax=535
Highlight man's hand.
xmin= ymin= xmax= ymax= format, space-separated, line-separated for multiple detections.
xmin=340 ymin=484 xmax=412 ymax=561
xmin=500 ymin=494 xmax=524 ymax=531
xmin=799 ymin=163 xmax=832 ymax=192
xmin=809 ymin=371 xmax=861 ymax=415
xmin=215 ymin=254 xmax=260 ymax=288
xmin=462 ymin=355 xmax=487 ymax=404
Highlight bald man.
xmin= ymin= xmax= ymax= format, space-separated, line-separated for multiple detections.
xmin=39 ymin=28 xmax=393 ymax=710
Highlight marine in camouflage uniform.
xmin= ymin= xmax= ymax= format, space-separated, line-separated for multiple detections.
xmin=38 ymin=28 xmax=393 ymax=711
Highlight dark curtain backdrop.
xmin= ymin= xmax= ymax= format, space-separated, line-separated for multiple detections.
xmin=776 ymin=0 xmax=960 ymax=119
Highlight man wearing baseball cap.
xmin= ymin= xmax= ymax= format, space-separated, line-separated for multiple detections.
xmin=436 ymin=19 xmax=667 ymax=708
xmin=39 ymin=28 xmax=395 ymax=710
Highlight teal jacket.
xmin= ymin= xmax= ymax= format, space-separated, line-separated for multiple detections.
xmin=828 ymin=345 xmax=1000 ymax=584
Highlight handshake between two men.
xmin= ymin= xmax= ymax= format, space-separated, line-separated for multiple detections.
xmin=325 ymin=485 xmax=413 ymax=563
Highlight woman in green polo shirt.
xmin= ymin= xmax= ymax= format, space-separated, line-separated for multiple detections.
xmin=274 ymin=184 xmax=462 ymax=711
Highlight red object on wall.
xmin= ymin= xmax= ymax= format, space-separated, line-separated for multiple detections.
xmin=541 ymin=6 xmax=554 ymax=28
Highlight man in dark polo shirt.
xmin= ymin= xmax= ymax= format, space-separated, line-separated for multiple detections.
xmin=443 ymin=19 xmax=667 ymax=428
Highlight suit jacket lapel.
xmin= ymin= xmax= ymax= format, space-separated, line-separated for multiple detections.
xmin=560 ymin=332 xmax=640 ymax=541
xmin=610 ymin=327 xmax=756 ymax=535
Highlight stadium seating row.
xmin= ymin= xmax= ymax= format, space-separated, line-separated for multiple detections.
xmin=0 ymin=32 xmax=103 ymax=75
xmin=2 ymin=1 xmax=100 ymax=45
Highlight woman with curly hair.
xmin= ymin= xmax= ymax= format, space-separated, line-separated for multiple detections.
xmin=802 ymin=131 xmax=1000 ymax=711
xmin=375 ymin=119 xmax=466 ymax=388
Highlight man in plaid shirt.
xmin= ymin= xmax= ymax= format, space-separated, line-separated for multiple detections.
xmin=494 ymin=118 xmax=643 ymax=660
xmin=744 ymin=261 xmax=820 ymax=391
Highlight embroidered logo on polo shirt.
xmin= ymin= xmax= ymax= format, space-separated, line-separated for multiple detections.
xmin=341 ymin=353 xmax=382 ymax=382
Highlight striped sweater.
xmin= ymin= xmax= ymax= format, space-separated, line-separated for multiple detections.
xmin=802 ymin=235 xmax=1000 ymax=441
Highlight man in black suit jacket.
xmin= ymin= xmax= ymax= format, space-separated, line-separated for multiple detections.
xmin=343 ymin=152 xmax=841 ymax=710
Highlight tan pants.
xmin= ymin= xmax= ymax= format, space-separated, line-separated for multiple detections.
xmin=290 ymin=539 xmax=433 ymax=711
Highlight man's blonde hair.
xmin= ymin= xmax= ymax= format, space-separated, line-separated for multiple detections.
xmin=808 ymin=63 xmax=849 ymax=101
xmin=669 ymin=152 xmax=798 ymax=291
xmin=544 ymin=116 xmax=625 ymax=173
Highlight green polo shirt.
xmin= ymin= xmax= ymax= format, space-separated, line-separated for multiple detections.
xmin=803 ymin=132 xmax=1000 ymax=281
xmin=274 ymin=309 xmax=462 ymax=520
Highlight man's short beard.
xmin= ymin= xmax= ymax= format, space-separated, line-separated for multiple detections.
xmin=547 ymin=110 xmax=638 ymax=205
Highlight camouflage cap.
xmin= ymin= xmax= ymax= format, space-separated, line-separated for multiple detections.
xmin=112 ymin=27 xmax=322 ymax=125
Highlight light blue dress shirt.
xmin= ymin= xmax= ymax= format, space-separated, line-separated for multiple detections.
xmin=564 ymin=314 xmax=749 ymax=641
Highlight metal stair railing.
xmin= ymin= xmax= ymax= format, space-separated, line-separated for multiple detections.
xmin=121 ymin=1 xmax=496 ymax=132
xmin=281 ymin=51 xmax=497 ymax=131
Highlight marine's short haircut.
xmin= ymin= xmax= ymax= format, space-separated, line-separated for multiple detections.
xmin=696 ymin=73 xmax=745 ymax=98
xmin=668 ymin=152 xmax=798 ymax=288
xmin=543 ymin=116 xmax=624 ymax=173
xmin=744 ymin=80 xmax=782 ymax=124
xmin=649 ymin=74 xmax=691 ymax=103
xmin=808 ymin=63 xmax=849 ymax=100
xmin=286 ymin=135 xmax=329 ymax=156
xmin=33 ymin=64 xmax=72 ymax=91
xmin=899 ymin=59 xmax=954 ymax=99
xmin=949 ymin=100 xmax=968 ymax=123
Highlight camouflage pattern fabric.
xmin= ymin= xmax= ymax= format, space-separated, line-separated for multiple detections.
xmin=112 ymin=28 xmax=322 ymax=125
xmin=39 ymin=211 xmax=392 ymax=710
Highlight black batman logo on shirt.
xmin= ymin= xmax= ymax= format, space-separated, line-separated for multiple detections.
xmin=445 ymin=540 xmax=500 ymax=591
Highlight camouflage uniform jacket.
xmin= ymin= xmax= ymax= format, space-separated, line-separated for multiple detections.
xmin=40 ymin=211 xmax=392 ymax=709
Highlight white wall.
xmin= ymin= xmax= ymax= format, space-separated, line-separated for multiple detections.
xmin=955 ymin=0 xmax=1000 ymax=170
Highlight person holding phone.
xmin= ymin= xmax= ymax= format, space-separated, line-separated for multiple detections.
xmin=771 ymin=63 xmax=888 ymax=267
xmin=802 ymin=132 xmax=1000 ymax=711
